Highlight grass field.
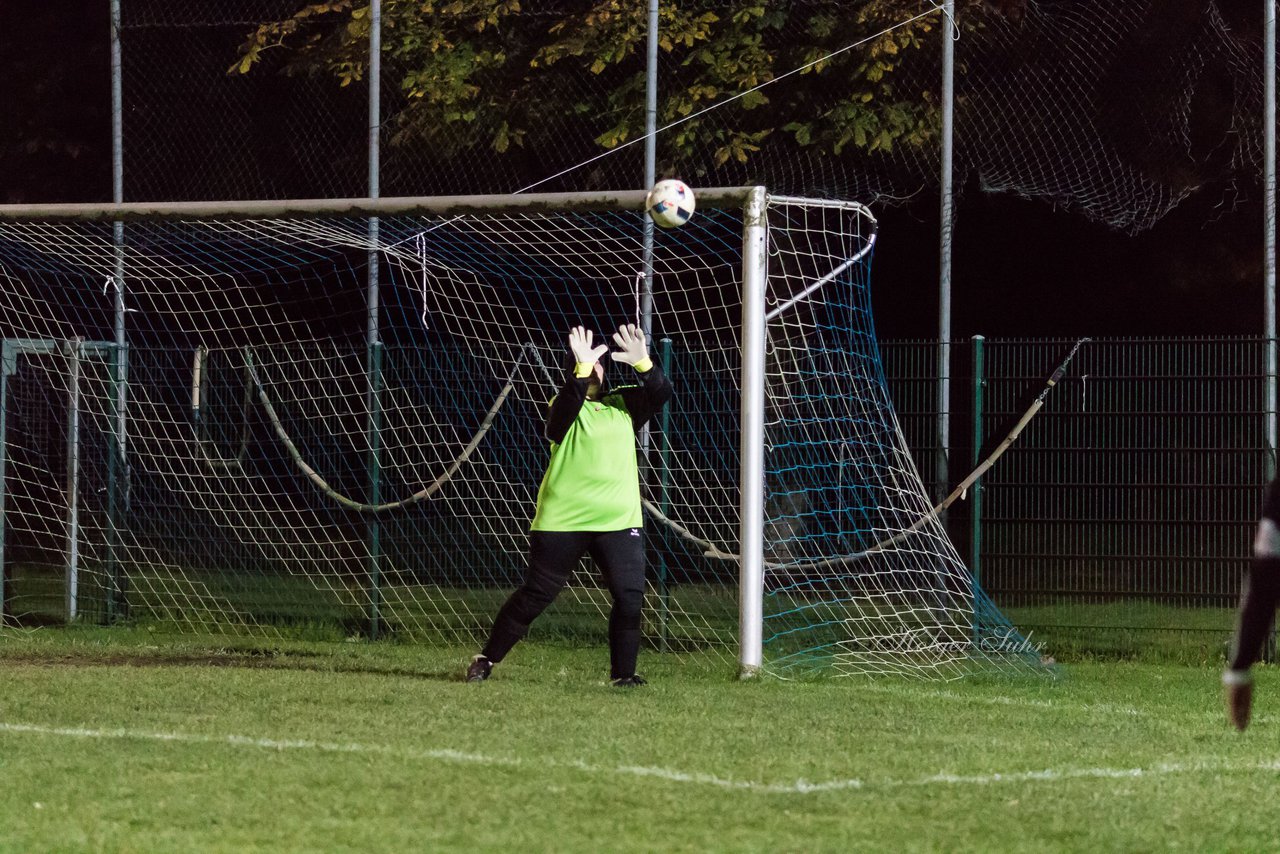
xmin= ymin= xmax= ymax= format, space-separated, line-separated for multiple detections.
xmin=0 ymin=626 xmax=1277 ymax=852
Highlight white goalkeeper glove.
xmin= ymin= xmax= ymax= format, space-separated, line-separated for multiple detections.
xmin=610 ymin=323 xmax=653 ymax=372
xmin=568 ymin=326 xmax=608 ymax=378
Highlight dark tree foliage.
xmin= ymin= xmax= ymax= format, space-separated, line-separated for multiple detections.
xmin=230 ymin=1 xmax=1019 ymax=190
xmin=0 ymin=1 xmax=112 ymax=204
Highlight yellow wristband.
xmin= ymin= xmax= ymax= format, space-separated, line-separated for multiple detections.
xmin=574 ymin=362 xmax=596 ymax=378
xmin=632 ymin=357 xmax=653 ymax=373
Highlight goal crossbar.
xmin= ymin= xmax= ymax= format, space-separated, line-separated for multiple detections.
xmin=0 ymin=188 xmax=760 ymax=223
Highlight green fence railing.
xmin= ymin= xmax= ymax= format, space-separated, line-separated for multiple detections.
xmin=882 ymin=336 xmax=1269 ymax=660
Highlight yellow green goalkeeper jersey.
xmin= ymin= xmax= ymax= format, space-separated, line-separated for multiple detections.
xmin=530 ymin=363 xmax=673 ymax=531
xmin=531 ymin=390 xmax=643 ymax=532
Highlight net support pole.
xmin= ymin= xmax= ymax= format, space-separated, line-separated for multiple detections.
xmin=970 ymin=334 xmax=984 ymax=642
xmin=937 ymin=0 xmax=956 ymax=512
xmin=739 ymin=186 xmax=768 ymax=678
xmin=366 ymin=0 xmax=384 ymax=640
xmin=1266 ymin=0 xmax=1277 ymax=479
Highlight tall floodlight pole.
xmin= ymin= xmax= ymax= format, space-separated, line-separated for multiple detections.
xmin=642 ymin=0 xmax=659 ymax=334
xmin=640 ymin=0 xmax=660 ymax=455
xmin=1266 ymin=0 xmax=1277 ymax=478
xmin=110 ymin=0 xmax=125 ymax=398
xmin=368 ymin=0 xmax=382 ymax=350
xmin=366 ymin=0 xmax=384 ymax=638
xmin=108 ymin=0 xmax=129 ymax=620
xmin=938 ymin=0 xmax=956 ymax=506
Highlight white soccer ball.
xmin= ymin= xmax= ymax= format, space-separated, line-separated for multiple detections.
xmin=646 ymin=179 xmax=695 ymax=229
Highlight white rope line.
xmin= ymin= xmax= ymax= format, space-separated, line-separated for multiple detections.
xmin=0 ymin=720 xmax=1268 ymax=795
xmin=189 ymin=346 xmax=252 ymax=470
xmin=415 ymin=232 xmax=430 ymax=330
xmin=633 ymin=268 xmax=644 ymax=327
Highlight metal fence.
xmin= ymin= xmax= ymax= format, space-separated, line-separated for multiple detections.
xmin=882 ymin=337 xmax=1268 ymax=660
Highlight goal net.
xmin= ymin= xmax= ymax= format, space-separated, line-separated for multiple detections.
xmin=0 ymin=190 xmax=1041 ymax=678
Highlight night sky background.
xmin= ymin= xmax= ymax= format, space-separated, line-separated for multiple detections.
xmin=0 ymin=1 xmax=1268 ymax=342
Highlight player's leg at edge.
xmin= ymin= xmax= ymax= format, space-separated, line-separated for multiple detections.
xmin=1225 ymin=479 xmax=1280 ymax=730
xmin=1222 ymin=669 xmax=1253 ymax=731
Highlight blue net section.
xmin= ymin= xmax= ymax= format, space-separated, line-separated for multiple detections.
xmin=759 ymin=199 xmax=1040 ymax=677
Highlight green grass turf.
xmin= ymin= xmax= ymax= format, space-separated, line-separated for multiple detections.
xmin=1006 ymin=601 xmax=1236 ymax=664
xmin=0 ymin=626 xmax=1277 ymax=852
xmin=9 ymin=560 xmax=1239 ymax=667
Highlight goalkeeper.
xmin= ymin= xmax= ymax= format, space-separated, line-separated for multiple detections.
xmin=1224 ymin=477 xmax=1280 ymax=730
xmin=467 ymin=323 xmax=673 ymax=687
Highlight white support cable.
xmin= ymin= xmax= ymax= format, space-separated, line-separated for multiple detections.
xmin=511 ymin=4 xmax=949 ymax=196
xmin=189 ymin=347 xmax=254 ymax=470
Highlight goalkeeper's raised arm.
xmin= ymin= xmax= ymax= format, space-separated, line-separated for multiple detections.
xmin=466 ymin=323 xmax=673 ymax=687
xmin=610 ymin=322 xmax=674 ymax=430
xmin=543 ymin=323 xmax=672 ymax=441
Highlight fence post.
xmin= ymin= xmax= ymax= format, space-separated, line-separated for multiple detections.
xmin=658 ymin=337 xmax=672 ymax=652
xmin=367 ymin=340 xmax=383 ymax=640
xmin=0 ymin=343 xmax=8 ymax=622
xmin=66 ymin=340 xmax=81 ymax=623
xmin=971 ymin=335 xmax=984 ymax=641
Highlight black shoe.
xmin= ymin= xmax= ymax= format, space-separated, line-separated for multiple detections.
xmin=611 ymin=674 xmax=647 ymax=688
xmin=1224 ymin=669 xmax=1254 ymax=731
xmin=466 ymin=655 xmax=492 ymax=682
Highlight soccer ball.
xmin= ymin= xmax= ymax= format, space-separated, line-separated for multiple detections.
xmin=646 ymin=179 xmax=695 ymax=229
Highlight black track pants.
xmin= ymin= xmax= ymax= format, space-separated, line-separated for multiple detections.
xmin=482 ymin=528 xmax=646 ymax=679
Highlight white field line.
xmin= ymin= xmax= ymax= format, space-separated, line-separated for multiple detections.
xmin=850 ymin=682 xmax=1261 ymax=726
xmin=848 ymin=682 xmax=1146 ymax=718
xmin=2 ymin=720 xmax=1274 ymax=795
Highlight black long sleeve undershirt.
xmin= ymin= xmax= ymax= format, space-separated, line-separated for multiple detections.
xmin=543 ymin=363 xmax=674 ymax=444
xmin=617 ymin=363 xmax=674 ymax=431
xmin=544 ymin=372 xmax=592 ymax=444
